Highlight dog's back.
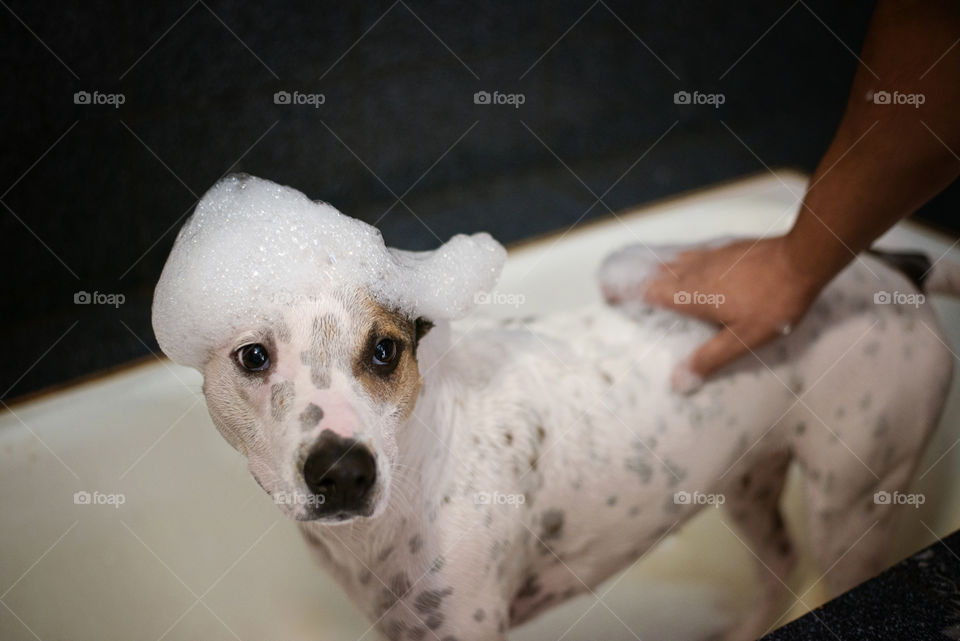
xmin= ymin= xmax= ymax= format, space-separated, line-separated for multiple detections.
xmin=417 ymin=250 xmax=954 ymax=634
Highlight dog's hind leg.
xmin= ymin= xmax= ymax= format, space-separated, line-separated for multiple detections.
xmin=798 ymin=449 xmax=917 ymax=600
xmin=718 ymin=448 xmax=796 ymax=641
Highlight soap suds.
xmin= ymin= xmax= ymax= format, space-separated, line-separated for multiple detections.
xmin=152 ymin=174 xmax=506 ymax=370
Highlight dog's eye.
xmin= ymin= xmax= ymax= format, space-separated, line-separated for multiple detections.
xmin=372 ymin=339 xmax=397 ymax=367
xmin=236 ymin=343 xmax=270 ymax=371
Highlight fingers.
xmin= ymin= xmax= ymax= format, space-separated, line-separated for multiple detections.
xmin=671 ymin=326 xmax=749 ymax=394
xmin=642 ymin=274 xmax=677 ymax=307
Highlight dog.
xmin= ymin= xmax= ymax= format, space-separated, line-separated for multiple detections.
xmin=153 ymin=175 xmax=957 ymax=641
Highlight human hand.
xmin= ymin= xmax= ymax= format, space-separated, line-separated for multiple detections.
xmin=642 ymin=237 xmax=823 ymax=393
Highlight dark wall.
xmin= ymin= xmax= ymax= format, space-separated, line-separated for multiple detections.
xmin=2 ymin=0 xmax=957 ymax=399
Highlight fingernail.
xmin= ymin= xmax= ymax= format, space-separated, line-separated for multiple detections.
xmin=671 ymin=361 xmax=704 ymax=394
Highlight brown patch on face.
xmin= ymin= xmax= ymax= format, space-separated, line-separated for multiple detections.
xmin=270 ymin=381 xmax=295 ymax=422
xmin=352 ymin=297 xmax=423 ymax=419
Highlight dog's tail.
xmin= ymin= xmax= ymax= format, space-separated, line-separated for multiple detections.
xmin=868 ymin=248 xmax=960 ymax=297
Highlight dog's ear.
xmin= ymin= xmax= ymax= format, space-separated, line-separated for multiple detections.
xmin=415 ymin=317 xmax=434 ymax=341
xmin=413 ymin=317 xmax=433 ymax=348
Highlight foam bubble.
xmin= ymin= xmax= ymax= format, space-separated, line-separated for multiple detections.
xmin=152 ymin=174 xmax=506 ymax=370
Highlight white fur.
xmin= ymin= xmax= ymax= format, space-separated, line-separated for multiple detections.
xmin=183 ymin=231 xmax=954 ymax=640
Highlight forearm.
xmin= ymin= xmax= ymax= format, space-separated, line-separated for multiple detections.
xmin=783 ymin=0 xmax=960 ymax=290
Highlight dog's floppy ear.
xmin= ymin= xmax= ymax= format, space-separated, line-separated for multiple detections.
xmin=386 ymin=232 xmax=507 ymax=320
xmin=414 ymin=317 xmax=434 ymax=344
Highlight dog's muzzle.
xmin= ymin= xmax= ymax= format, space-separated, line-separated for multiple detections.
xmin=301 ymin=430 xmax=377 ymax=520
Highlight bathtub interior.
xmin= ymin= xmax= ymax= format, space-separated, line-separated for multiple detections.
xmin=1 ymin=171 xmax=958 ymax=641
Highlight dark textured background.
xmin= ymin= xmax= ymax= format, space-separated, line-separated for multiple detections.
xmin=2 ymin=0 xmax=958 ymax=399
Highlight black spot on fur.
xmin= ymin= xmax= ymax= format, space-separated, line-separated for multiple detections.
xmin=298 ymin=403 xmax=324 ymax=430
xmin=515 ymin=574 xmax=541 ymax=599
xmin=425 ymin=612 xmax=444 ymax=629
xmin=390 ymin=573 xmax=412 ymax=599
xmin=540 ymin=509 xmax=565 ymax=540
xmin=415 ymin=587 xmax=453 ymax=613
xmin=409 ymin=534 xmax=423 ymax=554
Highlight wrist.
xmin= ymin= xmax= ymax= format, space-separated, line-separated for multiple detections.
xmin=775 ymin=232 xmax=838 ymax=301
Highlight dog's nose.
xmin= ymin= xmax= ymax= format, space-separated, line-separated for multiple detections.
xmin=302 ymin=432 xmax=376 ymax=517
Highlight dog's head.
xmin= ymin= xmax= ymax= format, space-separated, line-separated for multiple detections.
xmin=153 ymin=175 xmax=505 ymax=523
xmin=201 ymin=289 xmax=433 ymax=522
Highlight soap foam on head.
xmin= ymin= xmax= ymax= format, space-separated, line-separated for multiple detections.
xmin=152 ymin=174 xmax=506 ymax=370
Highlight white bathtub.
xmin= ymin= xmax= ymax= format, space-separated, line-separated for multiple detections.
xmin=2 ymin=171 xmax=958 ymax=641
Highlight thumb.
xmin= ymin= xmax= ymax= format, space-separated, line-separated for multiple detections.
xmin=670 ymin=326 xmax=748 ymax=394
